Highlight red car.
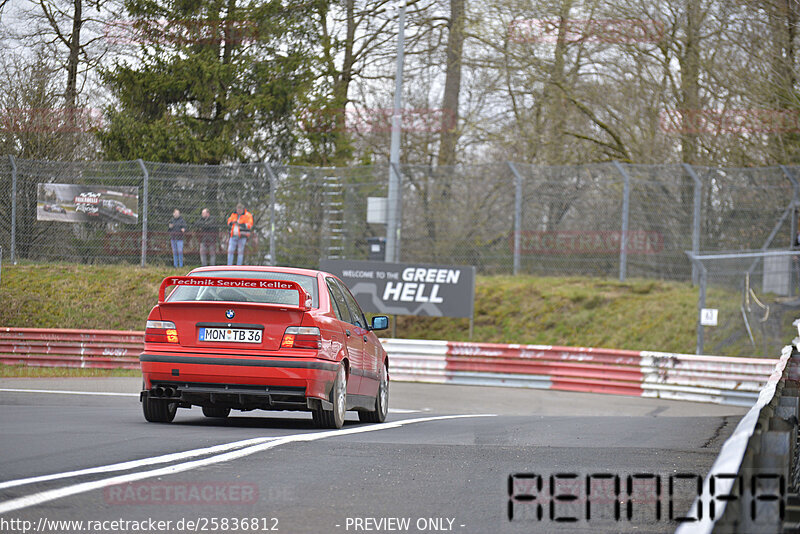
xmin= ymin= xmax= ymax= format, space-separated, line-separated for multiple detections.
xmin=140 ymin=266 xmax=390 ymax=428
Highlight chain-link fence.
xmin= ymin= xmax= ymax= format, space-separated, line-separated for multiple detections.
xmin=1 ymin=157 xmax=798 ymax=278
xmin=399 ymin=163 xmax=515 ymax=271
xmin=514 ymin=163 xmax=626 ymax=277
xmin=688 ymin=250 xmax=800 ymax=358
xmin=3 ymin=156 xmax=800 ymax=356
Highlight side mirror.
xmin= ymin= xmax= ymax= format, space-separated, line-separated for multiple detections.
xmin=370 ymin=316 xmax=389 ymax=331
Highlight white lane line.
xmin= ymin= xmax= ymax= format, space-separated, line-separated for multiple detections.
xmin=0 ymin=388 xmax=139 ymax=397
xmin=0 ymin=437 xmax=280 ymax=491
xmin=0 ymin=389 xmax=421 ymax=413
xmin=0 ymin=414 xmax=495 ymax=515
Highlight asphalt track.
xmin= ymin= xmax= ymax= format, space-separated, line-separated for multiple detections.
xmin=0 ymin=378 xmax=748 ymax=534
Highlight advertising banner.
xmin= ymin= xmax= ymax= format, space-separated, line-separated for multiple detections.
xmin=320 ymin=259 xmax=476 ymax=318
xmin=37 ymin=183 xmax=139 ymax=224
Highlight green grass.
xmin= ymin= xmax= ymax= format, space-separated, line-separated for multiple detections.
xmin=0 ymin=262 xmax=772 ymax=356
xmin=0 ymin=364 xmax=139 ymax=378
xmin=395 ymin=275 xmax=702 ymax=353
xmin=0 ymin=262 xmax=179 ymax=330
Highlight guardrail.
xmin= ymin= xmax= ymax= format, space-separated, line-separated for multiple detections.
xmin=385 ymin=339 xmax=776 ymax=406
xmin=0 ymin=327 xmax=142 ymax=369
xmin=674 ymin=323 xmax=800 ymax=534
xmin=0 ymin=327 xmax=778 ymax=407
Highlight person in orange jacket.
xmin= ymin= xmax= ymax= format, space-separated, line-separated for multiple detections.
xmin=226 ymin=202 xmax=253 ymax=265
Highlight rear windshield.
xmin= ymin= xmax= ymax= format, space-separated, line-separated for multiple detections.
xmin=166 ymin=270 xmax=319 ymax=307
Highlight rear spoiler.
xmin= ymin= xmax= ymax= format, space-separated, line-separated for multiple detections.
xmin=158 ymin=276 xmax=312 ymax=311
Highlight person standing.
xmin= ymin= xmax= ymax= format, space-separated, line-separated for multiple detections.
xmin=226 ymin=202 xmax=253 ymax=265
xmin=196 ymin=208 xmax=218 ymax=266
xmin=168 ymin=209 xmax=187 ymax=268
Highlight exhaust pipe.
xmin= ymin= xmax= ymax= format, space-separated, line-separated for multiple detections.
xmin=153 ymin=386 xmax=165 ymax=397
xmin=164 ymin=387 xmax=176 ymax=398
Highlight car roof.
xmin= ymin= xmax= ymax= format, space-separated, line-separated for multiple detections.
xmin=188 ymin=265 xmax=332 ymax=279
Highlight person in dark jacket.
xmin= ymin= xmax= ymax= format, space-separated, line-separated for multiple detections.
xmin=168 ymin=209 xmax=187 ymax=268
xmin=196 ymin=208 xmax=218 ymax=266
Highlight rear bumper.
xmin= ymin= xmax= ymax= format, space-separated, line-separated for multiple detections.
xmin=140 ymin=352 xmax=338 ymax=407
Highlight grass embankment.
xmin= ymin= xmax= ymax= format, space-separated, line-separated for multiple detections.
xmin=397 ymin=276 xmax=699 ymax=351
xmin=0 ymin=263 xmax=703 ymax=354
xmin=0 ymin=263 xmax=178 ymax=330
xmin=0 ymin=263 xmax=178 ymax=377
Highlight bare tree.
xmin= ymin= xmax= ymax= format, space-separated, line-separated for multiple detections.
xmin=301 ymin=0 xmax=446 ymax=165
xmin=0 ymin=46 xmax=95 ymax=159
xmin=13 ymin=0 xmax=117 ymax=112
xmin=305 ymin=0 xmax=409 ymax=164
xmin=437 ymin=0 xmax=465 ymax=166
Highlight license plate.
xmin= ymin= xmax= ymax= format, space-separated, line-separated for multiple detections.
xmin=199 ymin=327 xmax=262 ymax=344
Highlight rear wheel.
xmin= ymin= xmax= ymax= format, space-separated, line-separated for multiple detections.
xmin=359 ymin=364 xmax=388 ymax=424
xmin=142 ymin=393 xmax=177 ymax=423
xmin=202 ymin=405 xmax=231 ymax=418
xmin=313 ymin=365 xmax=347 ymax=429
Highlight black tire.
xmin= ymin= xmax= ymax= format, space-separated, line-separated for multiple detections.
xmin=359 ymin=363 xmax=389 ymax=424
xmin=202 ymin=405 xmax=231 ymax=418
xmin=314 ymin=365 xmax=347 ymax=429
xmin=142 ymin=393 xmax=177 ymax=423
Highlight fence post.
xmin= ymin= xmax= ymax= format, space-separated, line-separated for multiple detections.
xmin=9 ymin=155 xmax=17 ymax=264
xmin=686 ymin=254 xmax=708 ymax=355
xmin=782 ymin=166 xmax=799 ymax=295
xmin=781 ymin=166 xmax=799 ymax=245
xmin=683 ymin=163 xmax=702 ymax=285
xmin=613 ymin=161 xmax=630 ymax=282
xmin=137 ymin=159 xmax=149 ymax=267
xmin=264 ymin=163 xmax=277 ymax=266
xmin=388 ymin=162 xmax=404 ymax=262
xmin=507 ymin=161 xmax=523 ymax=275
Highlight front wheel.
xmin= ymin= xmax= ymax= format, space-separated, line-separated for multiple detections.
xmin=313 ymin=365 xmax=347 ymax=429
xmin=359 ymin=364 xmax=388 ymax=424
xmin=142 ymin=393 xmax=177 ymax=423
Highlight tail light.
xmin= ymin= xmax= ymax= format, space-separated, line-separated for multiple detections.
xmin=145 ymin=320 xmax=179 ymax=343
xmin=281 ymin=326 xmax=321 ymax=349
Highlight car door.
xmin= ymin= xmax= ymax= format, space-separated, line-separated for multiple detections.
xmin=325 ymin=277 xmax=362 ymax=395
xmin=334 ymin=278 xmax=379 ymax=397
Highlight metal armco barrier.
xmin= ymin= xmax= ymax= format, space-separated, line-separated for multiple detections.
xmin=0 ymin=328 xmax=778 ymax=406
xmin=0 ymin=327 xmax=142 ymax=369
xmin=675 ymin=322 xmax=800 ymax=534
xmin=384 ymin=339 xmax=777 ymax=407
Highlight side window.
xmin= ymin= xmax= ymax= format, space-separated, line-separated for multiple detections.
xmin=325 ymin=278 xmax=347 ymax=321
xmin=334 ymin=279 xmax=367 ymax=329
